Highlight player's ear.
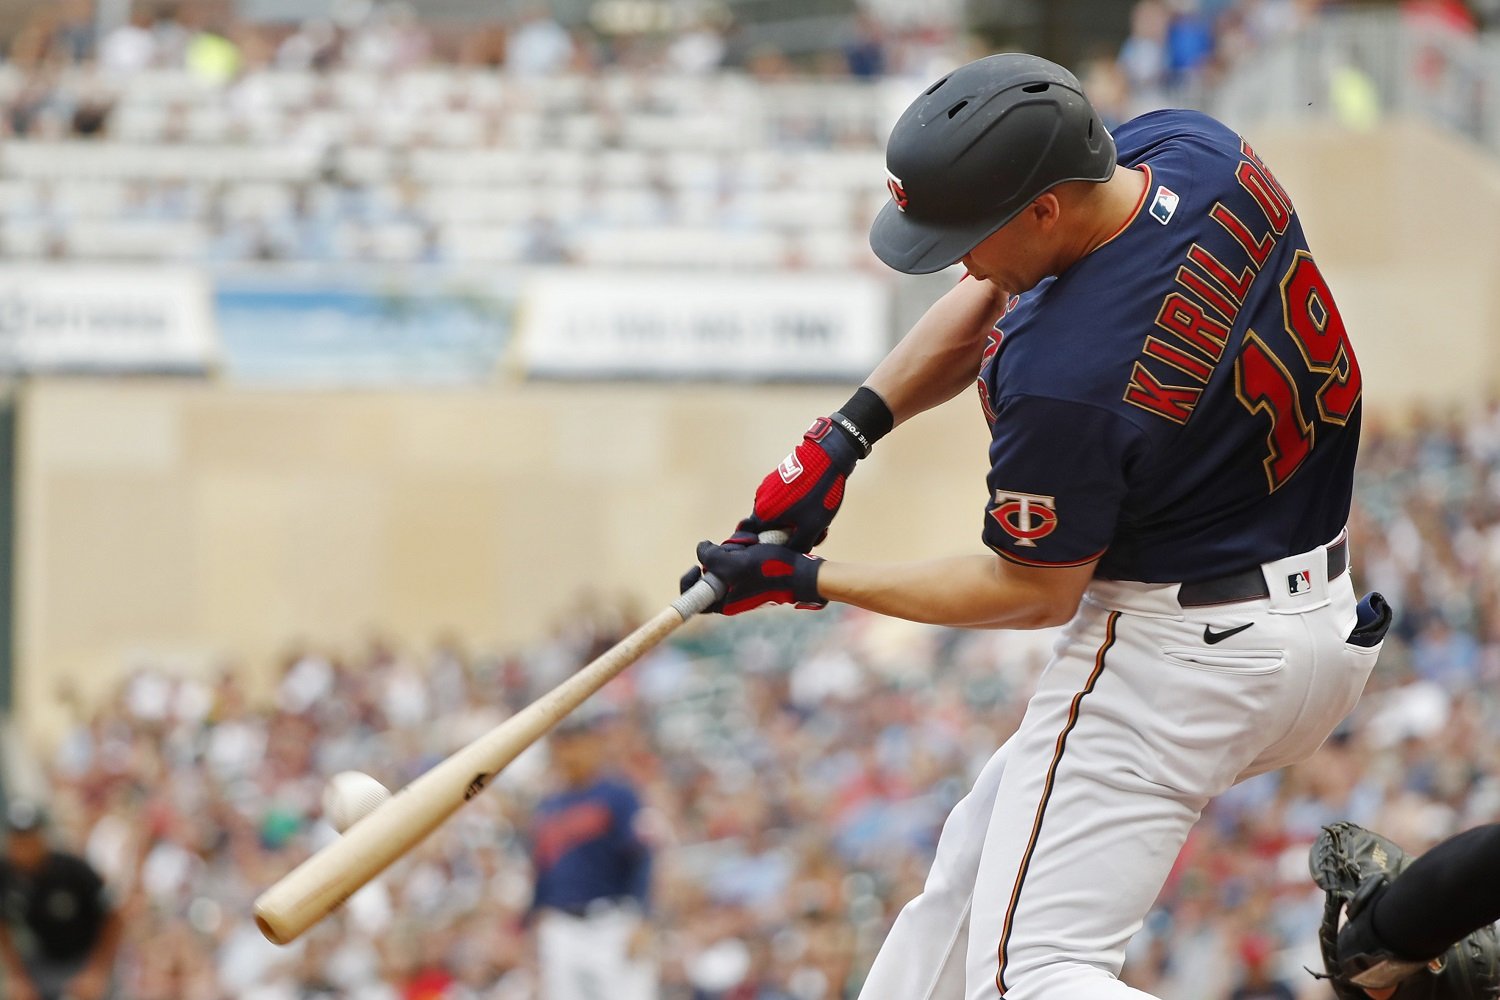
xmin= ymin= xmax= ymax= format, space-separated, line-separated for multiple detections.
xmin=1029 ymin=193 xmax=1062 ymax=231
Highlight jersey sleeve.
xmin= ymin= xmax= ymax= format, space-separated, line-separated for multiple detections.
xmin=981 ymin=395 xmax=1145 ymax=567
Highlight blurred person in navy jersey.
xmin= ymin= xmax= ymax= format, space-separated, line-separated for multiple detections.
xmin=529 ymin=712 xmax=656 ymax=1000
xmin=0 ymin=800 xmax=121 ymax=1000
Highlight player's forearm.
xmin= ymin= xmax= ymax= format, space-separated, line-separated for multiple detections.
xmin=816 ymin=554 xmax=1078 ymax=629
xmin=1371 ymin=823 xmax=1500 ymax=959
xmin=864 ymin=277 xmax=1009 ymax=426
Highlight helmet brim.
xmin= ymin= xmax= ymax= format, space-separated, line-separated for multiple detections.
xmin=867 ymin=199 xmax=1017 ymax=275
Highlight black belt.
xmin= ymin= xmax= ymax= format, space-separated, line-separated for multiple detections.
xmin=1176 ymin=536 xmax=1348 ymax=608
xmin=548 ymin=898 xmax=632 ymax=919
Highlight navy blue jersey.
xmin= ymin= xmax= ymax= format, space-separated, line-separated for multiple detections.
xmin=529 ymin=777 xmax=651 ymax=913
xmin=977 ymin=109 xmax=1361 ymax=583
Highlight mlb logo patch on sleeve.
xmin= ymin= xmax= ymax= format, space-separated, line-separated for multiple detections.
xmin=1150 ymin=186 xmax=1179 ymax=225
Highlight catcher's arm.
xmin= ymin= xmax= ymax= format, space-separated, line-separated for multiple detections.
xmin=1352 ymin=823 xmax=1500 ymax=962
xmin=1311 ymin=821 xmax=1500 ymax=999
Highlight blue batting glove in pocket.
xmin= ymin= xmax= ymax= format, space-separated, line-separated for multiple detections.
xmin=1348 ymin=592 xmax=1392 ymax=648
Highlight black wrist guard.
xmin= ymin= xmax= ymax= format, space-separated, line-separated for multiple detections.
xmin=829 ymin=386 xmax=894 ymax=459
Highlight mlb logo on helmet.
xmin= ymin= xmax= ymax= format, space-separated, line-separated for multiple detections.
xmin=886 ymin=170 xmax=909 ymax=212
xmin=1287 ymin=569 xmax=1312 ymax=595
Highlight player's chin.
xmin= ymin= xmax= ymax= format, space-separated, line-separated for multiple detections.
xmin=1365 ymin=988 xmax=1396 ymax=1000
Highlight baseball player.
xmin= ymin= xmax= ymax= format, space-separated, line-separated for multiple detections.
xmin=684 ymin=53 xmax=1391 ymax=998
xmin=0 ymin=800 xmax=120 ymax=1000
xmin=1310 ymin=820 xmax=1500 ymax=999
xmin=527 ymin=713 xmax=655 ymax=1000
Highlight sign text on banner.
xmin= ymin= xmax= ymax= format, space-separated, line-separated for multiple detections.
xmin=0 ymin=266 xmax=214 ymax=373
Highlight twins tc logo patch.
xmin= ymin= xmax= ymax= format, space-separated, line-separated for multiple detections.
xmin=1287 ymin=569 xmax=1312 ymax=595
xmin=1150 ymin=185 xmax=1179 ymax=225
xmin=886 ymin=170 xmax=909 ymax=212
xmin=990 ymin=490 xmax=1058 ymax=547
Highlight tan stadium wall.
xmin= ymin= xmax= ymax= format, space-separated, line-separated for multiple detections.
xmin=13 ymin=118 xmax=1500 ymax=745
xmin=14 ymin=380 xmax=995 ymax=746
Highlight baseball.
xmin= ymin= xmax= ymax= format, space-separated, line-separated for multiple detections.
xmin=321 ymin=771 xmax=390 ymax=834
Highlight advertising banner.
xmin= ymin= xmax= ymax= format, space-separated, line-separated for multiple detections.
xmin=0 ymin=266 xmax=214 ymax=373
xmin=516 ymin=270 xmax=889 ymax=381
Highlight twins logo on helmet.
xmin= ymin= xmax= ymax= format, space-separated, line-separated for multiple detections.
xmin=887 ymin=171 xmax=909 ymax=212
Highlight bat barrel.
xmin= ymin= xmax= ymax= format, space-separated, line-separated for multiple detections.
xmin=253 ymin=603 xmax=687 ymax=944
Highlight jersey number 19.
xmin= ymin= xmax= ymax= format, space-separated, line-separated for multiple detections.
xmin=1234 ymin=249 xmax=1361 ymax=492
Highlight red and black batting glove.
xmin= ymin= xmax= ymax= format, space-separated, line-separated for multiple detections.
xmin=739 ymin=388 xmax=893 ymax=553
xmin=679 ymin=540 xmax=826 ymax=616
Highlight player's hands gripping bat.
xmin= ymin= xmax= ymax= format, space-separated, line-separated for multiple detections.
xmin=1309 ymin=821 xmax=1500 ymax=999
xmin=680 ymin=540 xmax=825 ymax=615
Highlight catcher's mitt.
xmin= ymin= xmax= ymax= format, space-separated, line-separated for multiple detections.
xmin=1308 ymin=821 xmax=1500 ymax=999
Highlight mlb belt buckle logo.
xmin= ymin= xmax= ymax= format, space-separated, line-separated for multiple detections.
xmin=991 ymin=490 xmax=1058 ymax=547
xmin=1287 ymin=568 xmax=1312 ymax=595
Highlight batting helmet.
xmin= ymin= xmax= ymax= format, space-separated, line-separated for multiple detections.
xmin=868 ymin=53 xmax=1118 ymax=275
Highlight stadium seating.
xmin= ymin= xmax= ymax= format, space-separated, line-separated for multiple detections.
xmin=0 ymin=68 xmax=893 ymax=269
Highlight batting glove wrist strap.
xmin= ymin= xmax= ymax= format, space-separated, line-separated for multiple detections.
xmin=829 ymin=386 xmax=895 ymax=458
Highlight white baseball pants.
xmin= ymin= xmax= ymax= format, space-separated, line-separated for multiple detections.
xmin=858 ymin=539 xmax=1380 ymax=1000
xmin=537 ymin=903 xmax=657 ymax=1000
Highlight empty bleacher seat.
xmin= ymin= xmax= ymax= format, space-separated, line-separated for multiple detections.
xmin=51 ymin=181 xmax=131 ymax=219
xmin=419 ymin=187 xmax=538 ymax=224
xmin=0 ymin=220 xmax=60 ymax=258
xmin=65 ymin=220 xmax=209 ymax=260
xmin=221 ymin=183 xmax=296 ymax=223
xmin=439 ymin=224 xmax=529 ymax=264
xmin=574 ymin=227 xmax=787 ymax=268
xmin=409 ymin=149 xmax=533 ymax=184
xmin=332 ymin=221 xmax=428 ymax=262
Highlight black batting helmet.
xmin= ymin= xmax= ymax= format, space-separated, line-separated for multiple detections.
xmin=869 ymin=53 xmax=1118 ymax=275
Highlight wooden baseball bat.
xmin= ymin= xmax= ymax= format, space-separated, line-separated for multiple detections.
xmin=252 ymin=531 xmax=785 ymax=945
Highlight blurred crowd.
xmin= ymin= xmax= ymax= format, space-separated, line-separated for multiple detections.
xmin=1 ymin=0 xmax=951 ymax=103
xmin=0 ymin=0 xmax=1355 ymax=137
xmin=17 ymin=0 xmax=1470 ymax=139
xmin=1080 ymin=0 xmax=1499 ymax=129
xmin=1 ymin=0 xmax=1485 ymax=266
xmin=13 ymin=403 xmax=1500 ymax=999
